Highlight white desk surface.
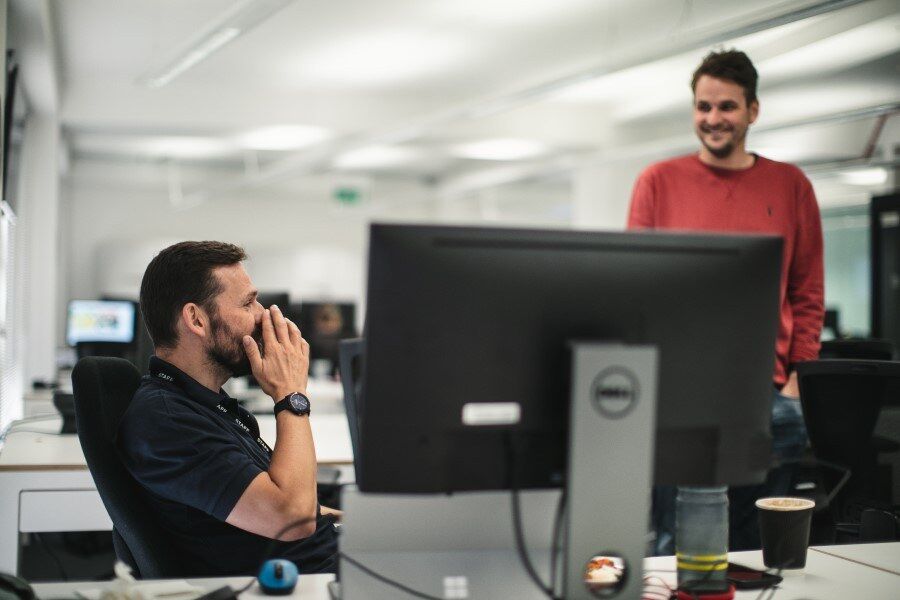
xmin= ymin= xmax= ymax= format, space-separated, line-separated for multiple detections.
xmin=0 ymin=409 xmax=353 ymax=470
xmin=30 ymin=543 xmax=900 ymax=600
xmin=32 ymin=575 xmax=335 ymax=600
xmin=645 ymin=544 xmax=900 ymax=599
xmin=808 ymin=542 xmax=900 ymax=576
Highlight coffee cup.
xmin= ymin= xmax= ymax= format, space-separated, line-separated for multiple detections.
xmin=756 ymin=497 xmax=815 ymax=569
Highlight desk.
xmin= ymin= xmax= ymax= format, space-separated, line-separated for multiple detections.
xmin=644 ymin=544 xmax=900 ymax=599
xmin=809 ymin=542 xmax=900 ymax=576
xmin=32 ymin=576 xmax=335 ymax=600
xmin=0 ymin=411 xmax=353 ymax=575
xmin=29 ymin=543 xmax=900 ymax=599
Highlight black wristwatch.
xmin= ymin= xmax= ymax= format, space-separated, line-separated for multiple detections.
xmin=274 ymin=392 xmax=311 ymax=417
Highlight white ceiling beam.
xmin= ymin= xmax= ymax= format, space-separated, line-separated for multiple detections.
xmin=436 ymin=103 xmax=900 ymax=197
xmin=183 ymin=0 xmax=873 ymax=201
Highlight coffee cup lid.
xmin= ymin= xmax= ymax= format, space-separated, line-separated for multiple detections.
xmin=755 ymin=497 xmax=815 ymax=511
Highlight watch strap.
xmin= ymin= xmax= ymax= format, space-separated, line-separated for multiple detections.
xmin=274 ymin=392 xmax=311 ymax=416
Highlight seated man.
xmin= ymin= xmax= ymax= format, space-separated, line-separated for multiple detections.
xmin=117 ymin=241 xmax=339 ymax=576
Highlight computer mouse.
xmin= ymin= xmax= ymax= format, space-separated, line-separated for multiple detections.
xmin=0 ymin=573 xmax=35 ymax=600
xmin=257 ymin=559 xmax=298 ymax=595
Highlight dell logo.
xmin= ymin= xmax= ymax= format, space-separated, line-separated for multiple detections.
xmin=591 ymin=367 xmax=639 ymax=419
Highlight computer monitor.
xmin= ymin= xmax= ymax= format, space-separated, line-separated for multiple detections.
xmin=359 ymin=224 xmax=782 ymax=493
xmin=256 ymin=291 xmax=291 ymax=310
xmin=66 ymin=300 xmax=137 ymax=346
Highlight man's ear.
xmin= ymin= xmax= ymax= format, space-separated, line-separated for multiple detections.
xmin=749 ymin=99 xmax=759 ymax=125
xmin=181 ymin=303 xmax=210 ymax=339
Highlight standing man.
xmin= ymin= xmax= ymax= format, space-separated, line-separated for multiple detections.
xmin=117 ymin=241 xmax=339 ymax=575
xmin=627 ymin=50 xmax=824 ymax=552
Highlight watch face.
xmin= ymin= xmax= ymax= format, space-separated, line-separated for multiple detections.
xmin=289 ymin=393 xmax=310 ymax=413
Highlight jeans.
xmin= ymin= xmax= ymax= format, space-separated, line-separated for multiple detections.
xmin=651 ymin=389 xmax=808 ymax=555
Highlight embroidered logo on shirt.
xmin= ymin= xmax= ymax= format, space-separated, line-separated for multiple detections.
xmin=156 ymin=372 xmax=174 ymax=382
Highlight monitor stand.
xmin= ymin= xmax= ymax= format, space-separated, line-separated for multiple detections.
xmin=339 ymin=343 xmax=658 ymax=600
xmin=564 ymin=343 xmax=658 ymax=599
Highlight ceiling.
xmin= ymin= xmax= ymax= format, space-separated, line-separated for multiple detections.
xmin=8 ymin=0 xmax=900 ymax=202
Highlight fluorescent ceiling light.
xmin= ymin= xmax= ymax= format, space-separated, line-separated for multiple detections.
xmin=453 ymin=139 xmax=548 ymax=161
xmin=141 ymin=0 xmax=295 ymax=88
xmin=142 ymin=136 xmax=237 ymax=159
xmin=301 ymin=31 xmax=466 ymax=86
xmin=839 ymin=168 xmax=888 ymax=186
xmin=146 ymin=28 xmax=241 ymax=88
xmin=238 ymin=125 xmax=330 ymax=151
xmin=333 ymin=145 xmax=420 ymax=170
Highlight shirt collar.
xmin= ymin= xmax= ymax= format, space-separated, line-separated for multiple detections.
xmin=148 ymin=356 xmax=231 ymax=408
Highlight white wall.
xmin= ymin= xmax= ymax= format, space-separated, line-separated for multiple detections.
xmin=61 ymin=159 xmax=439 ymax=337
xmin=19 ymin=113 xmax=59 ymax=385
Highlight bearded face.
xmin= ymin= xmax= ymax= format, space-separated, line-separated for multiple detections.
xmin=206 ymin=307 xmax=263 ymax=377
xmin=692 ymin=75 xmax=758 ymax=162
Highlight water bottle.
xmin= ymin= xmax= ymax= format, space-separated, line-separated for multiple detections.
xmin=676 ymin=486 xmax=729 ymax=592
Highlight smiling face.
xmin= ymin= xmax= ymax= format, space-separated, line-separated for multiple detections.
xmin=205 ymin=263 xmax=264 ymax=377
xmin=693 ymin=75 xmax=759 ymax=161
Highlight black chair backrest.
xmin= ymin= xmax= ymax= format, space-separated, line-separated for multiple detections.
xmin=819 ymin=338 xmax=895 ymax=361
xmin=797 ymin=359 xmax=900 ymax=467
xmin=338 ymin=338 xmax=364 ymax=482
xmin=71 ymin=356 xmax=184 ymax=578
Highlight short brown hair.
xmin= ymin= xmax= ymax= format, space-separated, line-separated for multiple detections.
xmin=139 ymin=241 xmax=247 ymax=348
xmin=691 ymin=49 xmax=758 ymax=105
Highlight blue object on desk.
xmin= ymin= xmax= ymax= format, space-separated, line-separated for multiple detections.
xmin=258 ymin=559 xmax=298 ymax=595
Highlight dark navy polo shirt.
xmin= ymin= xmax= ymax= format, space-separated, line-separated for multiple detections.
xmin=116 ymin=356 xmax=338 ymax=576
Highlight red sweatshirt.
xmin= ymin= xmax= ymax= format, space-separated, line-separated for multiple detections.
xmin=627 ymin=153 xmax=824 ymax=387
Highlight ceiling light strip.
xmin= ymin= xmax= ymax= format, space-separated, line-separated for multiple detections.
xmin=139 ymin=0 xmax=295 ymax=88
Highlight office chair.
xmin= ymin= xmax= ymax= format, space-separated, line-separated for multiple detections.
xmin=71 ymin=357 xmax=185 ymax=578
xmin=797 ymin=359 xmax=900 ymax=542
xmin=819 ymin=338 xmax=895 ymax=361
xmin=818 ymin=339 xmax=899 ymax=459
xmin=338 ymin=338 xmax=364 ymax=483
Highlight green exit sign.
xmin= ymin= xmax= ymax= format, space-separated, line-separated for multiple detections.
xmin=334 ymin=187 xmax=361 ymax=205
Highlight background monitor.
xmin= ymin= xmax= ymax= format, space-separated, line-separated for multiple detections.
xmin=66 ymin=300 xmax=137 ymax=346
xmin=296 ymin=302 xmax=358 ymax=373
xmin=256 ymin=291 xmax=291 ymax=310
xmin=359 ymin=224 xmax=782 ymax=493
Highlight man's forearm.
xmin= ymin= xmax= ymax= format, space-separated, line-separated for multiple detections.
xmin=269 ymin=411 xmax=318 ymax=519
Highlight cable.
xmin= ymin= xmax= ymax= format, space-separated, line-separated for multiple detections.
xmin=14 ymin=413 xmax=60 ymax=424
xmin=511 ymin=487 xmax=558 ymax=598
xmin=549 ymin=489 xmax=567 ymax=594
xmin=249 ymin=512 xmax=443 ymax=600
xmin=338 ymin=552 xmax=444 ymax=600
xmin=236 ymin=513 xmax=328 ymax=596
xmin=504 ymin=433 xmax=560 ymax=600
xmin=643 ymin=574 xmax=674 ymax=600
xmin=0 ymin=415 xmax=64 ymax=443
xmin=753 ymin=569 xmax=782 ymax=600
xmin=320 ymin=437 xmax=562 ymax=600
xmin=235 ymin=576 xmax=257 ymax=594
xmin=32 ymin=532 xmax=70 ymax=581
